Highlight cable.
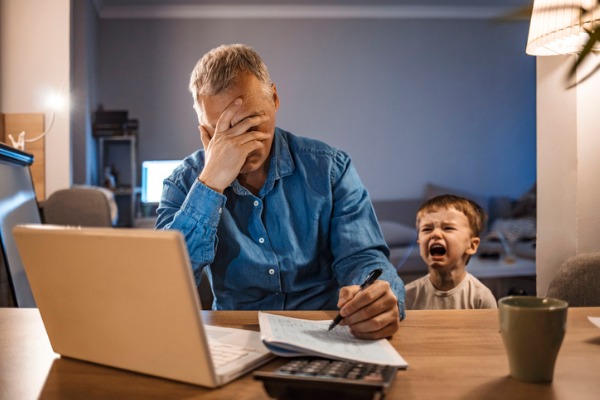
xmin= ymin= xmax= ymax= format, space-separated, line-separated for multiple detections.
xmin=7 ymin=110 xmax=56 ymax=151
xmin=25 ymin=110 xmax=55 ymax=143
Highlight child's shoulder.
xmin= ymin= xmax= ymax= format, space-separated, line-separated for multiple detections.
xmin=464 ymin=272 xmax=489 ymax=288
xmin=464 ymin=273 xmax=498 ymax=308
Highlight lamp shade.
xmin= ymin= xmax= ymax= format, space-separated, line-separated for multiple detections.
xmin=526 ymin=0 xmax=600 ymax=55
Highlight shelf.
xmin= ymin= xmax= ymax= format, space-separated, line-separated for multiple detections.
xmin=112 ymin=187 xmax=136 ymax=196
xmin=95 ymin=135 xmax=137 ymax=227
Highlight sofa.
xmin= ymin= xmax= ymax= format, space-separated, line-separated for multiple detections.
xmin=371 ymin=183 xmax=536 ymax=284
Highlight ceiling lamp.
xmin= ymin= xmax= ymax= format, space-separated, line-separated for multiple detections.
xmin=526 ymin=0 xmax=600 ymax=55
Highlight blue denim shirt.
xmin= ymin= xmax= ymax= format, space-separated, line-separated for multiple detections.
xmin=156 ymin=128 xmax=405 ymax=318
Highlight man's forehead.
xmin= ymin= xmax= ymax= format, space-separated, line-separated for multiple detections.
xmin=198 ymin=94 xmax=232 ymax=125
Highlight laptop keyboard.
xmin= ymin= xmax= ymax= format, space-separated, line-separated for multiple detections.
xmin=209 ymin=341 xmax=256 ymax=368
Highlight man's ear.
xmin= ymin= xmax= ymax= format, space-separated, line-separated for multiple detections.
xmin=272 ymin=83 xmax=280 ymax=110
xmin=195 ymin=102 xmax=211 ymax=132
xmin=466 ymin=237 xmax=481 ymax=255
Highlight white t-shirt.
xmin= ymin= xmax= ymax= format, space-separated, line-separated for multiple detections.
xmin=405 ymin=272 xmax=498 ymax=310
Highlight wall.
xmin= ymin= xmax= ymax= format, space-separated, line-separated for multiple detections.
xmin=0 ymin=0 xmax=71 ymax=197
xmin=94 ymin=11 xmax=536 ymax=200
xmin=536 ymin=53 xmax=600 ymax=295
xmin=71 ymin=0 xmax=99 ymax=185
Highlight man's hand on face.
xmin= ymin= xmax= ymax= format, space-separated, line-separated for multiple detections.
xmin=198 ymin=98 xmax=271 ymax=193
xmin=336 ymin=280 xmax=401 ymax=340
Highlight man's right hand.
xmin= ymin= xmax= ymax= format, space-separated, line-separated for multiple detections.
xmin=197 ymin=98 xmax=270 ymax=193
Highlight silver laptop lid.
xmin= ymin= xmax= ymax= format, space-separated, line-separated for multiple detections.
xmin=13 ymin=224 xmax=219 ymax=387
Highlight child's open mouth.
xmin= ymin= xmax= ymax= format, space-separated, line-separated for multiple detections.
xmin=429 ymin=243 xmax=447 ymax=256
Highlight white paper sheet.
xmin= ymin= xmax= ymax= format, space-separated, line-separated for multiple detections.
xmin=258 ymin=312 xmax=408 ymax=367
xmin=588 ymin=316 xmax=600 ymax=328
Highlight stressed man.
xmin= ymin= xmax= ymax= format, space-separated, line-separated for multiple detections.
xmin=156 ymin=44 xmax=405 ymax=339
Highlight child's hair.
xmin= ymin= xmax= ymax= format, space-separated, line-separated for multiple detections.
xmin=416 ymin=194 xmax=488 ymax=237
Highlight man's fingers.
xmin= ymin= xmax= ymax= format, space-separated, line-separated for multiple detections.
xmin=238 ymin=132 xmax=271 ymax=155
xmin=336 ymin=280 xmax=400 ymax=340
xmin=236 ymin=114 xmax=270 ymax=134
xmin=342 ymin=291 xmax=398 ymax=326
xmin=214 ymin=98 xmax=243 ymax=134
xmin=234 ymin=130 xmax=271 ymax=147
xmin=224 ymin=114 xmax=270 ymax=138
xmin=340 ymin=281 xmax=390 ymax=317
xmin=350 ymin=315 xmax=400 ymax=340
xmin=338 ymin=286 xmax=360 ymax=309
xmin=217 ymin=112 xmax=270 ymax=140
xmin=344 ymin=296 xmax=400 ymax=340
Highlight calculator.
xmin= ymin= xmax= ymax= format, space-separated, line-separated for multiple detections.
xmin=253 ymin=357 xmax=399 ymax=400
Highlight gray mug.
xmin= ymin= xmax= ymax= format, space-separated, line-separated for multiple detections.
xmin=498 ymin=296 xmax=568 ymax=383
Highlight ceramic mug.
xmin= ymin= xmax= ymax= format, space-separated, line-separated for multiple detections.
xmin=498 ymin=296 xmax=568 ymax=383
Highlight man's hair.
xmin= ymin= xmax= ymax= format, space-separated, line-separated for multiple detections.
xmin=416 ymin=194 xmax=488 ymax=237
xmin=189 ymin=44 xmax=272 ymax=106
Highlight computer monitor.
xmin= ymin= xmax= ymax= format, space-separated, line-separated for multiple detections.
xmin=141 ymin=160 xmax=180 ymax=205
xmin=0 ymin=142 xmax=40 ymax=307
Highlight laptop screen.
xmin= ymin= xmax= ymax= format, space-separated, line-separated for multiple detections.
xmin=0 ymin=143 xmax=40 ymax=307
xmin=141 ymin=160 xmax=180 ymax=205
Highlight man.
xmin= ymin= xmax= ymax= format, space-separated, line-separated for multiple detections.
xmin=156 ymin=44 xmax=405 ymax=339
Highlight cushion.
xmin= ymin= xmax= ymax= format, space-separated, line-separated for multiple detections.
xmin=511 ymin=183 xmax=536 ymax=218
xmin=379 ymin=221 xmax=417 ymax=247
xmin=487 ymin=217 xmax=536 ymax=243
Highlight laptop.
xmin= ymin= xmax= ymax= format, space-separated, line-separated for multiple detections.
xmin=12 ymin=224 xmax=274 ymax=387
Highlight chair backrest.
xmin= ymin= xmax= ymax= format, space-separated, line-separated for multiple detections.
xmin=198 ymin=268 xmax=214 ymax=310
xmin=42 ymin=187 xmax=114 ymax=227
xmin=547 ymin=252 xmax=600 ymax=307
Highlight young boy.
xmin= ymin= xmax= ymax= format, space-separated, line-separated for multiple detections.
xmin=405 ymin=194 xmax=497 ymax=310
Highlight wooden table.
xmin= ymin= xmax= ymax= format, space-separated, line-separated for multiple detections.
xmin=1 ymin=307 xmax=599 ymax=400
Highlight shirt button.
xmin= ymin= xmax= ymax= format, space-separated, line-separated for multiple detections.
xmin=268 ymin=269 xmax=275 ymax=275
xmin=253 ymin=200 xmax=259 ymax=207
xmin=218 ymin=207 xmax=223 ymax=214
xmin=259 ymin=237 xmax=265 ymax=244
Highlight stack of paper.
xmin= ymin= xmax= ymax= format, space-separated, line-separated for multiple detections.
xmin=258 ymin=312 xmax=408 ymax=368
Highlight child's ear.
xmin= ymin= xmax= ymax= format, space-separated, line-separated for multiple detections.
xmin=466 ymin=237 xmax=480 ymax=255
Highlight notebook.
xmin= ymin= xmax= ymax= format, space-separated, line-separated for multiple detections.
xmin=12 ymin=224 xmax=274 ymax=387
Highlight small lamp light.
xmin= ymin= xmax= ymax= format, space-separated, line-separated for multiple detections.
xmin=526 ymin=0 xmax=600 ymax=56
xmin=8 ymin=90 xmax=69 ymax=151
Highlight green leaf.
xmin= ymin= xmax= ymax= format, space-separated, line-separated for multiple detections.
xmin=568 ymin=24 xmax=600 ymax=81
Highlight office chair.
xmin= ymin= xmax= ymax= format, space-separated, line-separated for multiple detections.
xmin=42 ymin=186 xmax=116 ymax=227
xmin=547 ymin=252 xmax=600 ymax=306
xmin=199 ymin=268 xmax=214 ymax=310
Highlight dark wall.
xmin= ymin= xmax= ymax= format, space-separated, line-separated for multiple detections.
xmin=94 ymin=11 xmax=536 ymax=199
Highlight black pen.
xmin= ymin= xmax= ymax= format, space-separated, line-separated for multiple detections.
xmin=328 ymin=268 xmax=383 ymax=331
